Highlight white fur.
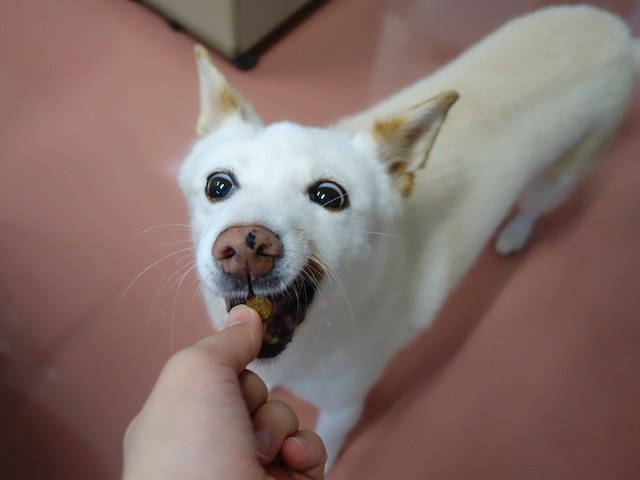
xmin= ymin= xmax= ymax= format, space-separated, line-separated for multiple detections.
xmin=179 ymin=6 xmax=639 ymax=469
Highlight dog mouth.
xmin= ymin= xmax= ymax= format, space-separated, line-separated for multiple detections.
xmin=225 ymin=262 xmax=322 ymax=359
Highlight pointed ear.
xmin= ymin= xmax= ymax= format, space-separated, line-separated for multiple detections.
xmin=194 ymin=45 xmax=263 ymax=137
xmin=371 ymin=91 xmax=458 ymax=197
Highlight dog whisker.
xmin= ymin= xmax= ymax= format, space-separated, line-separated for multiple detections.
xmin=365 ymin=230 xmax=408 ymax=242
xmin=169 ymin=264 xmax=201 ymax=350
xmin=365 ymin=220 xmax=408 ymax=242
xmin=120 ymin=223 xmax=206 ymax=348
xmin=119 ymin=246 xmax=194 ymax=310
xmin=146 ymin=256 xmax=195 ymax=313
xmin=304 ymin=253 xmax=359 ymax=344
xmin=147 ymin=261 xmax=202 ymax=351
xmin=131 ymin=223 xmax=192 ymax=236
xmin=155 ymin=258 xmax=197 ymax=302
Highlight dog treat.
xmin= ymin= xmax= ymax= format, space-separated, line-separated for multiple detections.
xmin=246 ymin=296 xmax=272 ymax=321
xmin=262 ymin=333 xmax=279 ymax=345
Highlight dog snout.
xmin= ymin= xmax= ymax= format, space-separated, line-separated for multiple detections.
xmin=212 ymin=225 xmax=282 ymax=282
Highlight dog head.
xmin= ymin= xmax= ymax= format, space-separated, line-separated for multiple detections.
xmin=179 ymin=47 xmax=457 ymax=358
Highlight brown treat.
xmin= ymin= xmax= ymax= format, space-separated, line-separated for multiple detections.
xmin=246 ymin=296 xmax=272 ymax=321
xmin=262 ymin=334 xmax=279 ymax=345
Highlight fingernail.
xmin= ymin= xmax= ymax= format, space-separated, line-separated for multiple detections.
xmin=225 ymin=304 xmax=254 ymax=328
xmin=254 ymin=429 xmax=272 ymax=459
xmin=288 ymin=435 xmax=309 ymax=453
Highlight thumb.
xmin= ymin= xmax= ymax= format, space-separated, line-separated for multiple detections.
xmin=195 ymin=305 xmax=264 ymax=374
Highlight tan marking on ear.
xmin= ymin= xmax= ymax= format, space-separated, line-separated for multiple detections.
xmin=217 ymin=85 xmax=241 ymax=115
xmin=194 ymin=44 xmax=209 ymax=61
xmin=396 ymin=172 xmax=415 ymax=198
xmin=389 ymin=160 xmax=407 ymax=175
xmin=372 ymin=90 xmax=459 ymax=198
xmin=436 ymin=91 xmax=460 ymax=107
xmin=372 ymin=117 xmax=405 ymax=143
xmin=194 ymin=44 xmax=257 ymax=136
xmin=196 ymin=116 xmax=210 ymax=137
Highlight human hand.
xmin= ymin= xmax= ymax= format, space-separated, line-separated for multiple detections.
xmin=122 ymin=305 xmax=326 ymax=480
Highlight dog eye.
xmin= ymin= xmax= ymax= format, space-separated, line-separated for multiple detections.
xmin=309 ymin=181 xmax=349 ymax=210
xmin=205 ymin=172 xmax=236 ymax=200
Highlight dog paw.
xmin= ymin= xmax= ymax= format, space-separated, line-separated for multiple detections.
xmin=494 ymin=215 xmax=533 ymax=256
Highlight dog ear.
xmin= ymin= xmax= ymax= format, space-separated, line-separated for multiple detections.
xmin=371 ymin=91 xmax=458 ymax=197
xmin=194 ymin=45 xmax=263 ymax=136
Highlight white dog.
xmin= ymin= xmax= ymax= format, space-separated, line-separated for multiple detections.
xmin=179 ymin=5 xmax=639 ymax=468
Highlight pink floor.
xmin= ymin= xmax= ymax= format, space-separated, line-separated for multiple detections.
xmin=1 ymin=0 xmax=640 ymax=478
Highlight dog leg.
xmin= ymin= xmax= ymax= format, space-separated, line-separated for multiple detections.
xmin=494 ymin=175 xmax=569 ymax=256
xmin=315 ymin=402 xmax=363 ymax=471
xmin=495 ymin=129 xmax=617 ymax=256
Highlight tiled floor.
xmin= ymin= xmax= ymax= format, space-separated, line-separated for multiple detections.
xmin=1 ymin=0 xmax=639 ymax=478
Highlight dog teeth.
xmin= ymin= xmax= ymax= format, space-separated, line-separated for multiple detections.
xmin=246 ymin=296 xmax=272 ymax=322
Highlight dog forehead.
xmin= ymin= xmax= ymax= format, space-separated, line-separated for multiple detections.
xmin=211 ymin=122 xmax=372 ymax=181
xmin=254 ymin=122 xmax=360 ymax=166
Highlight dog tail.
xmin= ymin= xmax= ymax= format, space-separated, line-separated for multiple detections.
xmin=633 ymin=38 xmax=640 ymax=79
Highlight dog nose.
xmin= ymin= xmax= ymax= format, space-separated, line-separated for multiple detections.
xmin=212 ymin=225 xmax=282 ymax=282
